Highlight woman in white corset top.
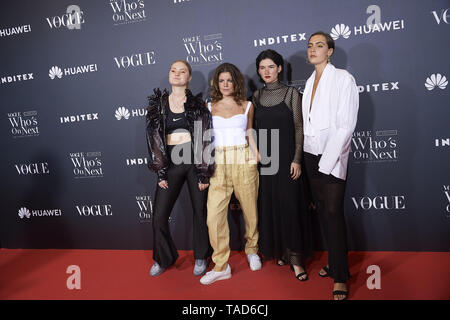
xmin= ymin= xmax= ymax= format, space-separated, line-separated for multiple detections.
xmin=200 ymin=63 xmax=261 ymax=285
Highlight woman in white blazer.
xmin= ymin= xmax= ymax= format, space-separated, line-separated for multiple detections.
xmin=302 ymin=31 xmax=359 ymax=300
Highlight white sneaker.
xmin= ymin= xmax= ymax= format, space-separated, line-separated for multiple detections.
xmin=193 ymin=259 xmax=208 ymax=276
xmin=200 ymin=264 xmax=231 ymax=285
xmin=149 ymin=262 xmax=165 ymax=277
xmin=247 ymin=254 xmax=262 ymax=271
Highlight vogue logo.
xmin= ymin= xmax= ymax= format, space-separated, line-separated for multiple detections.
xmin=431 ymin=8 xmax=450 ymax=25
xmin=60 ymin=113 xmax=99 ymax=124
xmin=253 ymin=32 xmax=306 ymax=47
xmin=46 ymin=5 xmax=85 ymax=30
xmin=18 ymin=207 xmax=62 ymax=219
xmin=0 ymin=24 xmax=31 ymax=37
xmin=15 ymin=162 xmax=49 ymax=175
xmin=357 ymin=81 xmax=399 ymax=93
xmin=183 ymin=33 xmax=223 ymax=66
xmin=70 ymin=152 xmax=103 ymax=178
xmin=49 ymin=64 xmax=98 ymax=79
xmin=136 ymin=195 xmax=153 ymax=222
xmin=444 ymin=185 xmax=450 ymax=216
xmin=7 ymin=111 xmax=40 ymax=138
xmin=1 ymin=73 xmax=34 ymax=85
xmin=435 ymin=138 xmax=450 ymax=147
xmin=113 ymin=52 xmax=156 ymax=69
xmin=76 ymin=204 xmax=112 ymax=216
xmin=425 ymin=74 xmax=447 ymax=90
xmin=351 ymin=196 xmax=406 ymax=210
xmin=110 ymin=0 xmax=146 ymax=25
xmin=115 ymin=107 xmax=146 ymax=120
xmin=351 ymin=130 xmax=398 ymax=163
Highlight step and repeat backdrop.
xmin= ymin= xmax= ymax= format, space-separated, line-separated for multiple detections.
xmin=1 ymin=0 xmax=449 ymax=251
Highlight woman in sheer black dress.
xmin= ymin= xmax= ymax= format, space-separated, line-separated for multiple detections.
xmin=252 ymin=49 xmax=313 ymax=281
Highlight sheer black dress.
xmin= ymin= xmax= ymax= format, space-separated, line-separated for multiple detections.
xmin=252 ymin=81 xmax=313 ymax=268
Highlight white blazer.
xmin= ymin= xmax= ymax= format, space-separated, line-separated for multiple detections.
xmin=302 ymin=63 xmax=359 ymax=180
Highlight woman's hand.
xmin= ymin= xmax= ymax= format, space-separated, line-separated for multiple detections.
xmin=247 ymin=150 xmax=261 ymax=164
xmin=158 ymin=180 xmax=168 ymax=189
xmin=198 ymin=183 xmax=209 ymax=191
xmin=290 ymin=162 xmax=301 ymax=180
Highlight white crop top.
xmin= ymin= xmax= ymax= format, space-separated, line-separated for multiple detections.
xmin=208 ymin=101 xmax=251 ymax=147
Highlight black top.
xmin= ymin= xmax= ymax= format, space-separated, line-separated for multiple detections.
xmin=165 ymin=107 xmax=189 ymax=134
xmin=252 ymin=81 xmax=303 ymax=163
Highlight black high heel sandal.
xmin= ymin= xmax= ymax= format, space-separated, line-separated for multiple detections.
xmin=319 ymin=265 xmax=330 ymax=277
xmin=319 ymin=266 xmax=351 ymax=278
xmin=276 ymin=259 xmax=287 ymax=266
xmin=332 ymin=290 xmax=348 ymax=300
xmin=290 ymin=265 xmax=308 ymax=281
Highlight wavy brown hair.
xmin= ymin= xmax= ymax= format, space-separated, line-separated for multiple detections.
xmin=210 ymin=63 xmax=246 ymax=104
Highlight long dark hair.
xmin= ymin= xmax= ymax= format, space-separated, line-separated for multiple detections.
xmin=210 ymin=63 xmax=246 ymax=104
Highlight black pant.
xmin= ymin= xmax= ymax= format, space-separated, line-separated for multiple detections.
xmin=304 ymin=152 xmax=349 ymax=283
xmin=152 ymin=145 xmax=211 ymax=268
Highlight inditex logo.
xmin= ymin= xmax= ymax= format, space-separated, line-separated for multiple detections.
xmin=48 ymin=64 xmax=98 ymax=80
xmin=70 ymin=152 xmax=104 ymax=179
xmin=115 ymin=107 xmax=146 ymax=120
xmin=0 ymin=24 xmax=32 ymax=37
xmin=431 ymin=8 xmax=450 ymax=25
xmin=253 ymin=32 xmax=306 ymax=47
xmin=76 ymin=204 xmax=112 ymax=216
xmin=7 ymin=111 xmax=40 ymax=138
xmin=425 ymin=74 xmax=447 ymax=90
xmin=435 ymin=138 xmax=450 ymax=147
xmin=357 ymin=81 xmax=399 ymax=93
xmin=46 ymin=5 xmax=85 ymax=30
xmin=15 ymin=162 xmax=49 ymax=175
xmin=351 ymin=195 xmax=406 ymax=211
xmin=18 ymin=207 xmax=62 ymax=219
xmin=126 ymin=157 xmax=148 ymax=166
xmin=183 ymin=33 xmax=224 ymax=66
xmin=351 ymin=130 xmax=398 ymax=163
xmin=110 ymin=0 xmax=146 ymax=26
xmin=1 ymin=73 xmax=34 ymax=85
xmin=60 ymin=113 xmax=99 ymax=124
xmin=113 ymin=52 xmax=156 ymax=69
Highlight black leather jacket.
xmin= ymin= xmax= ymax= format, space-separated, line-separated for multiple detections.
xmin=146 ymin=88 xmax=215 ymax=184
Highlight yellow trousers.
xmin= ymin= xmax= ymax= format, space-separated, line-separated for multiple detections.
xmin=207 ymin=144 xmax=259 ymax=271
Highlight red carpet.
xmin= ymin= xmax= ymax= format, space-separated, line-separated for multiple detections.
xmin=0 ymin=249 xmax=449 ymax=300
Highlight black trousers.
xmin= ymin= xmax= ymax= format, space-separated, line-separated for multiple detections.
xmin=303 ymin=152 xmax=349 ymax=283
xmin=152 ymin=145 xmax=211 ymax=268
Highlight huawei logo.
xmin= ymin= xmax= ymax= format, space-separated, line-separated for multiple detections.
xmin=425 ymin=74 xmax=448 ymax=90
xmin=330 ymin=24 xmax=351 ymax=40
xmin=115 ymin=107 xmax=130 ymax=120
xmin=49 ymin=66 xmax=63 ymax=79
xmin=18 ymin=207 xmax=31 ymax=219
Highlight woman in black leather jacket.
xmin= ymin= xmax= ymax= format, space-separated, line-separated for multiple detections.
xmin=146 ymin=60 xmax=214 ymax=277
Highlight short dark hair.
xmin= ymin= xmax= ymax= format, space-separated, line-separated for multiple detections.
xmin=255 ymin=49 xmax=284 ymax=81
xmin=256 ymin=49 xmax=284 ymax=70
xmin=308 ymin=31 xmax=335 ymax=52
